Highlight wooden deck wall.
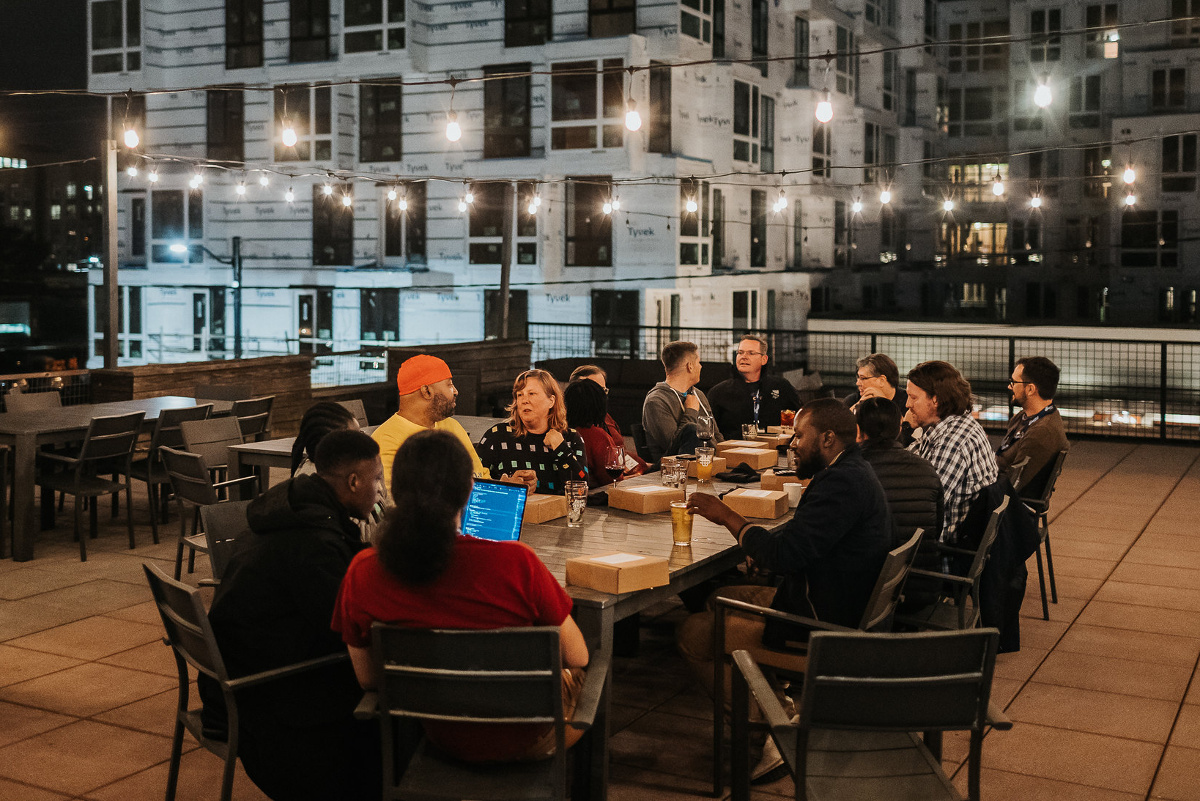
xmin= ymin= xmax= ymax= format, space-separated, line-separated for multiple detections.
xmin=386 ymin=340 xmax=533 ymax=416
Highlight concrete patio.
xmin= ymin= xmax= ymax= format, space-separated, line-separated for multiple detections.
xmin=1 ymin=438 xmax=1198 ymax=800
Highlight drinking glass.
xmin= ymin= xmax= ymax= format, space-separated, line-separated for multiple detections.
xmin=605 ymin=442 xmax=626 ymax=482
xmin=565 ymin=480 xmax=588 ymax=528
xmin=670 ymin=501 xmax=694 ymax=546
xmin=742 ymin=424 xmax=759 ymax=440
xmin=660 ymin=456 xmax=680 ymax=487
xmin=696 ymin=414 xmax=714 ymax=444
xmin=695 ymin=446 xmax=716 ymax=482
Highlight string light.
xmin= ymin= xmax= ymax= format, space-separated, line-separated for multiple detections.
xmin=685 ymin=196 xmax=698 ymax=214
xmin=943 ymin=199 xmax=955 ymax=212
xmin=851 ymin=200 xmax=863 ymax=214
xmin=992 ymin=176 xmax=1005 ymax=196
xmin=445 ymin=111 xmax=462 ymax=143
xmin=463 ymin=185 xmax=474 ymax=204
xmin=321 ymin=183 xmax=333 ymax=196
xmin=624 ymin=99 xmax=642 ymax=132
xmin=281 ymin=121 xmax=298 ymax=148
xmin=879 ymin=189 xmax=892 ymax=204
xmin=235 ymin=181 xmax=247 ymax=196
xmin=1123 ymin=166 xmax=1136 ymax=184
xmin=398 ymin=194 xmax=408 ymax=211
xmin=603 ymin=200 xmax=613 ymax=214
xmin=1030 ymin=195 xmax=1043 ymax=209
xmin=1124 ymin=192 xmax=1137 ymax=206
xmin=284 ymin=186 xmax=295 ymax=203
xmin=147 ymin=169 xmax=159 ymax=183
xmin=529 ymin=199 xmax=539 ymax=215
xmin=258 ymin=174 xmax=270 ymax=187
xmin=387 ymin=188 xmax=398 ymax=201
xmin=126 ymin=165 xmax=138 ymax=177
xmin=123 ymin=126 xmax=140 ymax=149
xmin=815 ymin=92 xmax=833 ymax=124
xmin=342 ymin=193 xmax=352 ymax=207
xmin=773 ymin=189 xmax=788 ymax=213
xmin=1033 ymin=81 xmax=1052 ymax=108
xmin=610 ymin=196 xmax=619 ymax=211
xmin=458 ymin=198 xmax=468 ymax=213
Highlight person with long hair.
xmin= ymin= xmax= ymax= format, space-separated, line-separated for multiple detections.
xmin=569 ymin=364 xmax=648 ymax=475
xmin=564 ymin=378 xmax=642 ymax=488
xmin=476 ymin=369 xmax=588 ymax=494
xmin=331 ymin=430 xmax=589 ymax=763
xmin=291 ymin=401 xmax=358 ymax=476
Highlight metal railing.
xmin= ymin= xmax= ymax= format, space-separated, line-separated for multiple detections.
xmin=0 ymin=370 xmax=92 ymax=411
xmin=528 ymin=322 xmax=1200 ymax=443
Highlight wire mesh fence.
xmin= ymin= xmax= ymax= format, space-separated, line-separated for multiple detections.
xmin=0 ymin=370 xmax=92 ymax=411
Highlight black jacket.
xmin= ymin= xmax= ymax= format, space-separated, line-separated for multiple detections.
xmin=741 ymin=445 xmax=892 ymax=644
xmin=708 ymin=373 xmax=802 ymax=440
xmin=861 ymin=440 xmax=943 ymax=570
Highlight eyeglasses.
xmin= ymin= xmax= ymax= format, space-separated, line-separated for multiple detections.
xmin=735 ymin=350 xmax=764 ymax=357
xmin=856 ymin=372 xmax=880 ymax=381
xmin=1008 ymin=379 xmax=1030 ymax=386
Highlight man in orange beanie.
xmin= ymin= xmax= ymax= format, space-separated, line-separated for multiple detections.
xmin=372 ymin=354 xmax=489 ymax=488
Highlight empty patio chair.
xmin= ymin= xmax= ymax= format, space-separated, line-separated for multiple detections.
xmin=130 ymin=403 xmax=213 ymax=543
xmin=197 ymin=499 xmax=252 ymax=584
xmin=160 ymin=446 xmax=258 ymax=579
xmin=231 ymin=396 xmax=275 ymax=443
xmin=4 ymin=390 xmax=62 ymax=414
xmin=1014 ymin=449 xmax=1068 ymax=621
xmin=180 ymin=417 xmax=244 ymax=484
xmin=337 ymin=399 xmax=369 ymax=429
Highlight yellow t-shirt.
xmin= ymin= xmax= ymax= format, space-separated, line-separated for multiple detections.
xmin=372 ymin=413 xmax=489 ymax=488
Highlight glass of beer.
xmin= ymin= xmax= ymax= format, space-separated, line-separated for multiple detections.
xmin=695 ymin=446 xmax=716 ymax=482
xmin=670 ymin=501 xmax=693 ymax=546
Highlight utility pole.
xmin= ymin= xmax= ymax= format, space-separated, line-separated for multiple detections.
xmin=102 ymin=139 xmax=119 ymax=368
xmin=498 ymin=181 xmax=514 ymax=339
xmin=232 ymin=236 xmax=243 ymax=359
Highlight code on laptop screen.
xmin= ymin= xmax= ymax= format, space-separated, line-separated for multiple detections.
xmin=461 ymin=480 xmax=528 ymax=542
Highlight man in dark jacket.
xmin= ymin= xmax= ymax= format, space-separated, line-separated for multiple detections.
xmin=855 ymin=398 xmax=942 ymax=549
xmin=204 ymin=429 xmax=384 ymax=801
xmin=708 ymin=334 xmax=801 ymax=440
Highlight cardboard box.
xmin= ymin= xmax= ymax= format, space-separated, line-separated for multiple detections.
xmin=719 ymin=447 xmax=779 ymax=471
xmin=753 ymin=432 xmax=793 ymax=449
xmin=607 ymin=484 xmax=685 ymax=514
xmin=723 ymin=488 xmax=790 ymax=519
xmin=716 ymin=439 xmax=765 ymax=453
xmin=766 ymin=425 xmax=791 ymax=435
xmin=687 ymin=455 xmax=727 ymax=478
xmin=523 ymin=493 xmax=569 ymax=524
xmin=760 ymin=470 xmax=805 ymax=491
xmin=566 ymin=552 xmax=670 ymax=594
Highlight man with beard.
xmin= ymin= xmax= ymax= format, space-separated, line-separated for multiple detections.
xmin=675 ymin=399 xmax=892 ymax=779
xmin=372 ymin=354 xmax=489 ymax=486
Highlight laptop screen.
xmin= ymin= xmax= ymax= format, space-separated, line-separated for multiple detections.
xmin=460 ymin=479 xmax=529 ymax=542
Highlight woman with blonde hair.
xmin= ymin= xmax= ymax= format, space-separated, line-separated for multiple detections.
xmin=477 ymin=369 xmax=587 ymax=494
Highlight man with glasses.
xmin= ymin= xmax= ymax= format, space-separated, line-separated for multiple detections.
xmin=996 ymin=356 xmax=1068 ymax=493
xmin=843 ymin=353 xmax=907 ymax=413
xmin=708 ymin=334 xmax=801 ymax=440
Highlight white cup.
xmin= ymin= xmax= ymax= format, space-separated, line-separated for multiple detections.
xmin=784 ymin=483 xmax=804 ymax=508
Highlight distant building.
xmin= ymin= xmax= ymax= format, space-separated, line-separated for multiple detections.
xmin=84 ymin=0 xmax=947 ymax=365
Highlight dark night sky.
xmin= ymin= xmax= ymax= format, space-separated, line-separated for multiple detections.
xmin=0 ymin=0 xmax=107 ymax=160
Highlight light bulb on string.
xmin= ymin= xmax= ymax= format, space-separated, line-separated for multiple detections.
xmin=235 ymin=181 xmax=247 ymax=197
xmin=458 ymin=199 xmax=468 ymax=213
xmin=147 ymin=170 xmax=159 ymax=183
xmin=1123 ymin=166 xmax=1136 ymax=184
xmin=943 ymin=199 xmax=955 ymax=213
xmin=464 ymin=186 xmax=474 ymax=205
xmin=284 ymin=186 xmax=295 ymax=203
xmin=602 ymin=200 xmax=613 ymax=215
xmin=1125 ymin=192 xmax=1137 ymax=206
xmin=397 ymin=195 xmax=408 ymax=212
xmin=776 ymin=190 xmax=788 ymax=211
xmin=610 ymin=197 xmax=620 ymax=211
xmin=258 ymin=174 xmax=270 ymax=187
xmin=123 ymin=126 xmax=140 ymax=149
xmin=815 ymin=92 xmax=833 ymax=124
xmin=624 ymin=99 xmax=642 ymax=132
xmin=126 ymin=165 xmax=138 ymax=177
xmin=1030 ymin=196 xmax=1043 ymax=209
xmin=387 ymin=188 xmax=398 ymax=202
xmin=445 ymin=112 xmax=462 ymax=143
xmin=992 ymin=177 xmax=1005 ymax=196
xmin=281 ymin=121 xmax=298 ymax=148
xmin=1033 ymin=81 xmax=1052 ymax=109
xmin=528 ymin=200 xmax=538 ymax=215
xmin=685 ymin=197 xmax=698 ymax=214
xmin=879 ymin=189 xmax=892 ymax=204
xmin=322 ymin=183 xmax=333 ymax=197
xmin=342 ymin=194 xmax=352 ymax=208
xmin=851 ymin=200 xmax=863 ymax=214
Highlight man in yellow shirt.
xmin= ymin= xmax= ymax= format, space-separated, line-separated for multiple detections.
xmin=372 ymin=355 xmax=488 ymax=486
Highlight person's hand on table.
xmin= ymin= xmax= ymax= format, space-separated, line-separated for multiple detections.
xmin=501 ymin=469 xmax=538 ymax=494
xmin=543 ymin=429 xmax=564 ymax=451
xmin=686 ymin=491 xmax=748 ymax=539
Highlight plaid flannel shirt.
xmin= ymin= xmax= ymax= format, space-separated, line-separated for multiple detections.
xmin=909 ymin=411 xmax=998 ymax=542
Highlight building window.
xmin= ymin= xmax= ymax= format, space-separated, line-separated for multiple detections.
xmin=483 ymin=64 xmax=531 ymax=159
xmin=360 ymin=81 xmax=403 ymax=162
xmin=361 ymin=288 xmax=399 ymax=342
xmin=290 ymin=0 xmax=330 ymax=62
xmin=924 ymin=0 xmax=937 ymax=47
xmin=277 ymin=84 xmax=332 ymax=161
xmin=865 ymin=0 xmax=894 ymax=28
xmin=712 ymin=188 xmax=725 ymax=267
xmin=947 ymin=21 xmax=1008 ymax=73
xmin=1085 ymin=4 xmax=1119 ymax=58
xmin=1028 ymin=149 xmax=1060 ymax=195
xmin=344 ymin=0 xmax=405 ymax=53
xmin=93 ymin=286 xmax=144 ymax=359
xmin=948 ymin=161 xmax=1008 ymax=202
xmin=790 ymin=201 xmax=803 ymax=269
xmin=1172 ymin=0 xmax=1200 ymax=46
xmin=226 ymin=0 xmax=263 ymax=68
xmin=751 ymin=0 xmax=768 ymax=76
xmin=590 ymin=0 xmax=635 ymax=37
xmin=130 ymin=196 xmax=146 ymax=260
xmin=469 ymin=182 xmax=538 ymax=265
xmin=551 ymin=59 xmax=624 ymax=150
xmin=1083 ymin=145 xmax=1113 ymax=199
xmin=947 ymin=87 xmax=1006 ymax=137
xmin=565 ymin=176 xmax=612 ymax=267
xmin=679 ymin=180 xmax=710 ymax=266
xmin=732 ymin=290 xmax=758 ymax=331
xmin=313 ymin=184 xmax=353 ymax=265
xmin=1162 ymin=134 xmax=1198 ymax=192
xmin=648 ymin=62 xmax=672 ymax=154
xmin=813 ymin=120 xmax=831 ymax=178
xmin=1069 ymin=75 xmax=1100 ymax=128
xmin=383 ymin=181 xmax=426 ymax=262
xmin=50 ymin=204 xmax=62 ymax=221
xmin=713 ymin=0 xmax=725 ymax=56
xmin=506 ymin=0 xmax=551 ymax=46
xmin=732 ymin=81 xmax=760 ymax=164
xmin=836 ymin=26 xmax=857 ymax=96
xmin=863 ymin=123 xmax=896 ymax=184
xmin=1030 ymin=8 xmax=1061 ymax=62
xmin=1121 ymin=209 xmax=1178 ymax=267
xmin=90 ymin=0 xmax=140 ymax=73
xmin=150 ymin=190 xmax=203 ymax=263
xmin=760 ymin=95 xmax=775 ymax=172
xmin=882 ymin=52 xmax=898 ymax=111
xmin=750 ymin=189 xmax=767 ymax=268
xmin=207 ymin=89 xmax=245 ymax=163
xmin=681 ymin=0 xmax=712 ymax=43
xmin=1152 ymin=68 xmax=1187 ymax=111
xmin=792 ymin=18 xmax=809 ymax=86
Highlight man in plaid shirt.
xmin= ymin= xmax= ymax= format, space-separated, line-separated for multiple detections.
xmin=904 ymin=361 xmax=998 ymax=543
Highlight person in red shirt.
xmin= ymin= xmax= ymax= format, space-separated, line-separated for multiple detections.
xmin=564 ymin=378 xmax=645 ymax=488
xmin=331 ymin=429 xmax=589 ymax=763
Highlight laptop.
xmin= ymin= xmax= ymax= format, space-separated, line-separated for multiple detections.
xmin=460 ymin=479 xmax=529 ymax=543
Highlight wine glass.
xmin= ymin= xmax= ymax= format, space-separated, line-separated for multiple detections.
xmin=696 ymin=414 xmax=714 ymax=444
xmin=605 ymin=442 xmax=626 ymax=481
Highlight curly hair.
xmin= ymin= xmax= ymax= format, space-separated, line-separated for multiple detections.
xmin=506 ymin=369 xmax=568 ymax=437
xmin=564 ymin=378 xmax=608 ymax=429
xmin=376 ymin=430 xmax=475 ymax=585
xmin=291 ymin=401 xmax=357 ymax=476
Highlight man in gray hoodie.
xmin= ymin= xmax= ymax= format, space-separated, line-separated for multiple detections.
xmin=641 ymin=340 xmax=723 ymax=461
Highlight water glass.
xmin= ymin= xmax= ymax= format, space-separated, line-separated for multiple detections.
xmin=565 ymin=480 xmax=588 ymax=528
xmin=742 ymin=424 xmax=759 ymax=440
xmin=660 ymin=456 xmax=680 ymax=487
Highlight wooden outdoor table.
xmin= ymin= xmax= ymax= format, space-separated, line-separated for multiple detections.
xmin=0 ymin=396 xmax=231 ymax=561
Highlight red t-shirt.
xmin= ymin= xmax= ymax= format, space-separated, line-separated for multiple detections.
xmin=331 ymin=537 xmax=574 ymax=761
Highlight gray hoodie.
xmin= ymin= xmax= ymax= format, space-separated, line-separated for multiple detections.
xmin=641 ymin=381 xmax=722 ymax=461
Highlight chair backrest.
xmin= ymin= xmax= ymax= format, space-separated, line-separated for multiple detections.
xmin=149 ymin=404 xmax=214 ymax=455
xmin=4 ymin=390 xmax=62 ymax=414
xmin=1020 ymin=449 xmax=1069 ymax=508
xmin=963 ymin=495 xmax=1010 ymax=587
xmin=160 ymin=446 xmax=220 ymax=507
xmin=797 ymin=628 xmax=999 ymax=735
xmin=180 ymin=417 xmax=243 ymax=470
xmin=198 ymin=500 xmax=252 ymax=581
xmin=337 ymin=399 xmax=370 ymax=429
xmin=857 ymin=529 xmax=923 ymax=632
xmin=630 ymin=422 xmax=653 ymax=462
xmin=194 ymin=383 xmax=252 ymax=401
xmin=143 ymin=562 xmax=231 ymax=684
xmin=79 ymin=411 xmax=146 ymax=463
xmin=231 ymin=396 xmax=275 ymax=442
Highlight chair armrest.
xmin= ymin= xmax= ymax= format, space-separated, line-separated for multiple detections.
xmin=197 ymin=578 xmax=220 ymax=588
xmin=934 ymin=543 xmax=978 ymax=558
xmin=36 ymin=451 xmax=79 ymax=466
xmin=986 ymin=701 xmax=1013 ymax=731
xmin=568 ymin=650 xmax=611 ymax=731
xmin=354 ymin=691 xmax=379 ymax=721
xmin=225 ymin=652 xmax=350 ymax=691
xmin=213 ymin=474 xmax=259 ymax=492
xmin=731 ymin=651 xmax=792 ymax=733
xmin=908 ymin=567 xmax=973 ymax=587
xmin=716 ymin=596 xmax=856 ymax=635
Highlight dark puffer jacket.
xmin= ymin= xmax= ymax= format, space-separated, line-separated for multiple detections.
xmin=861 ymin=440 xmax=943 ymax=569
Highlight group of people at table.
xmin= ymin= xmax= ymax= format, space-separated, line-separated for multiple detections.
xmin=200 ymin=340 xmax=1069 ymax=799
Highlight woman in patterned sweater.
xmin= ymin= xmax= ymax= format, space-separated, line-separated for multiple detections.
xmin=477 ymin=369 xmax=588 ymax=494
